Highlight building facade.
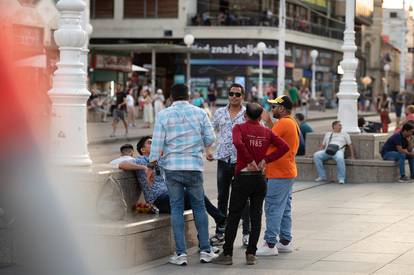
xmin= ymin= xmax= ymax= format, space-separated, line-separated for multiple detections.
xmin=382 ymin=5 xmax=414 ymax=91
xmin=90 ymin=0 xmax=373 ymax=105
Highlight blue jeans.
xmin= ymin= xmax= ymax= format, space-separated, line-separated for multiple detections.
xmin=313 ymin=149 xmax=346 ymax=182
xmin=264 ymin=178 xmax=294 ymax=244
xmin=164 ymin=169 xmax=210 ymax=255
xmin=383 ymin=151 xmax=414 ymax=177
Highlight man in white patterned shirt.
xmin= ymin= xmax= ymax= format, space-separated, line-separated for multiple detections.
xmin=149 ymin=84 xmax=217 ymax=266
xmin=209 ymin=83 xmax=250 ymax=247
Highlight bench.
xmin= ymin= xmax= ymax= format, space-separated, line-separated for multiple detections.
xmin=296 ymin=157 xmax=399 ymax=183
xmin=82 ymin=167 xmax=197 ymax=269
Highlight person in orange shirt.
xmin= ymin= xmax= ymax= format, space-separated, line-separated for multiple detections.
xmin=257 ymin=95 xmax=299 ymax=256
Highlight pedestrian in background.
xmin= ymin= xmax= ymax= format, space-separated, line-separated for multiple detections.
xmin=259 ymin=95 xmax=299 ymax=256
xmin=142 ymin=89 xmax=153 ymax=128
xmin=126 ymin=88 xmax=136 ymax=127
xmin=379 ymin=93 xmax=391 ymax=133
xmin=153 ymin=89 xmax=165 ymax=119
xmin=149 ymin=84 xmax=218 ymax=266
xmin=110 ymin=83 xmax=128 ymax=137
xmin=295 ymin=112 xmax=313 ymax=156
xmin=209 ymin=83 xmax=251 ymax=247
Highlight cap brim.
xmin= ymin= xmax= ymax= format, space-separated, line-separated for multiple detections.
xmin=267 ymin=99 xmax=280 ymax=104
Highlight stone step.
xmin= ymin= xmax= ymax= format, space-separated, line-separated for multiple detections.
xmin=81 ymin=211 xmax=197 ymax=269
xmin=296 ymin=157 xmax=399 ymax=183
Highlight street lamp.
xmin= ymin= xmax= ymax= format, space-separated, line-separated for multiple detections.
xmin=384 ymin=63 xmax=390 ymax=95
xmin=257 ymin=42 xmax=266 ymax=100
xmin=400 ymin=0 xmax=407 ymax=92
xmin=277 ymin=0 xmax=286 ymax=96
xmin=310 ymin=49 xmax=318 ymax=99
xmin=337 ymin=0 xmax=360 ymax=133
xmin=184 ymin=34 xmax=195 ymax=93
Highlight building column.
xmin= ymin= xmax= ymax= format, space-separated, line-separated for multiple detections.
xmin=337 ymin=0 xmax=360 ymax=133
xmin=48 ymin=0 xmax=92 ymax=166
xmin=277 ymin=0 xmax=286 ymax=96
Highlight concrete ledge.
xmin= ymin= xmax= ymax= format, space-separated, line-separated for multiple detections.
xmin=296 ymin=157 xmax=399 ymax=183
xmin=80 ymin=168 xmax=197 ymax=269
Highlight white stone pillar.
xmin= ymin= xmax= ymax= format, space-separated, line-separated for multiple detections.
xmin=81 ymin=0 xmax=93 ymax=78
xmin=48 ymin=0 xmax=92 ymax=166
xmin=337 ymin=0 xmax=360 ymax=133
xmin=257 ymin=42 xmax=266 ymax=100
xmin=277 ymin=0 xmax=286 ymax=96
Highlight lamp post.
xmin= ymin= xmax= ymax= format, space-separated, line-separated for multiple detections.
xmin=384 ymin=63 xmax=390 ymax=95
xmin=48 ymin=0 xmax=92 ymax=166
xmin=337 ymin=0 xmax=360 ymax=133
xmin=184 ymin=34 xmax=195 ymax=93
xmin=277 ymin=0 xmax=286 ymax=96
xmin=400 ymin=0 xmax=407 ymax=92
xmin=257 ymin=42 xmax=266 ymax=100
xmin=310 ymin=49 xmax=318 ymax=99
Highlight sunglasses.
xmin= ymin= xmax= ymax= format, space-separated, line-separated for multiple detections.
xmin=229 ymin=92 xmax=242 ymax=98
xmin=271 ymin=105 xmax=282 ymax=109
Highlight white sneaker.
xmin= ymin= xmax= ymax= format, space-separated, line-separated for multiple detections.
xmin=315 ymin=177 xmax=327 ymax=182
xmin=211 ymin=246 xmax=220 ymax=253
xmin=276 ymin=242 xmax=293 ymax=253
xmin=242 ymin=234 xmax=249 ymax=247
xmin=256 ymin=242 xmax=278 ymax=256
xmin=200 ymin=250 xmax=219 ymax=263
xmin=169 ymin=253 xmax=188 ymax=266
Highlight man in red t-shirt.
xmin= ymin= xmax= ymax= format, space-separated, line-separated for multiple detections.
xmin=212 ymin=103 xmax=289 ymax=265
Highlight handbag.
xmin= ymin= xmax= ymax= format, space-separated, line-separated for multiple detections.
xmin=325 ymin=133 xmax=343 ymax=156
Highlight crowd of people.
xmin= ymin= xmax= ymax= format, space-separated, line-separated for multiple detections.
xmin=104 ymin=80 xmax=414 ymax=266
xmin=110 ymin=83 xmax=300 ymax=266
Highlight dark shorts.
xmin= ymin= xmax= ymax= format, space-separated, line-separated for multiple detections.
xmin=113 ymin=109 xmax=126 ymax=121
xmin=395 ymin=105 xmax=403 ymax=118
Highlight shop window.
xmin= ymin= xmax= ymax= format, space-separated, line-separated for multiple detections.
xmin=90 ymin=0 xmax=114 ymax=19
xmin=390 ymin=12 xmax=398 ymax=18
xmin=124 ymin=0 xmax=178 ymax=18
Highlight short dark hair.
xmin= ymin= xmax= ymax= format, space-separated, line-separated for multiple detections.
xmin=402 ymin=122 xmax=414 ymax=132
xmin=295 ymin=113 xmax=305 ymax=122
xmin=136 ymin=136 xmax=152 ymax=155
xmin=229 ymin=83 xmax=245 ymax=94
xmin=358 ymin=117 xmax=366 ymax=128
xmin=120 ymin=144 xmax=134 ymax=155
xmin=171 ymin=84 xmax=189 ymax=101
xmin=332 ymin=120 xmax=341 ymax=128
xmin=246 ymin=103 xmax=263 ymax=120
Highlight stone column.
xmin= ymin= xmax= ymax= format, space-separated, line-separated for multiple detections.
xmin=337 ymin=0 xmax=360 ymax=133
xmin=48 ymin=0 xmax=92 ymax=166
xmin=277 ymin=0 xmax=286 ymax=96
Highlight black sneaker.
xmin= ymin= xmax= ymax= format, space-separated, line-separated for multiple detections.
xmin=211 ymin=253 xmax=233 ymax=265
xmin=398 ymin=176 xmax=411 ymax=183
xmin=210 ymin=233 xmax=225 ymax=246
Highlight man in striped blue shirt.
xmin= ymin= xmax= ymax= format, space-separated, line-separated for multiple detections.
xmin=149 ymin=84 xmax=217 ymax=265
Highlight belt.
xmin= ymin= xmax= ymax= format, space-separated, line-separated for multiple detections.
xmin=239 ymin=171 xmax=264 ymax=176
xmin=219 ymin=157 xmax=235 ymax=164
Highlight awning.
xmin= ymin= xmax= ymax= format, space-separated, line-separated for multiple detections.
xmin=132 ymin=65 xmax=149 ymax=72
xmin=15 ymin=54 xmax=47 ymax=68
xmin=90 ymin=43 xmax=209 ymax=54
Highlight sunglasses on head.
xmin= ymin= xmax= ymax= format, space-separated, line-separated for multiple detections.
xmin=229 ymin=92 xmax=242 ymax=98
